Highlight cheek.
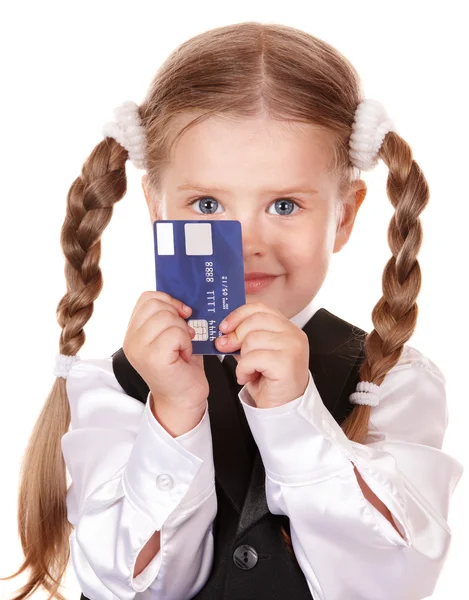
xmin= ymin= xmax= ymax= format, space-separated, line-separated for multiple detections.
xmin=282 ymin=222 xmax=333 ymax=265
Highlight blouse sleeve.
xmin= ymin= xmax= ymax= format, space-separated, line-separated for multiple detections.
xmin=238 ymin=345 xmax=464 ymax=600
xmin=61 ymin=357 xmax=216 ymax=600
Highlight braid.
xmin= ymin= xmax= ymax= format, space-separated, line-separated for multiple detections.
xmin=4 ymin=136 xmax=130 ymax=600
xmin=341 ymin=130 xmax=429 ymax=444
xmin=56 ymin=137 xmax=128 ymax=355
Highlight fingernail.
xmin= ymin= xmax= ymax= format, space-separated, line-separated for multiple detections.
xmin=218 ymin=336 xmax=228 ymax=346
xmin=182 ymin=304 xmax=191 ymax=313
xmin=219 ymin=320 xmax=228 ymax=331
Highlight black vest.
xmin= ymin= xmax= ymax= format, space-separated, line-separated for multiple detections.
xmin=79 ymin=308 xmax=367 ymax=600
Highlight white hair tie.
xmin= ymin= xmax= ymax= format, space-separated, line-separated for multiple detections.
xmin=102 ymin=101 xmax=147 ymax=170
xmin=54 ymin=354 xmax=81 ymax=379
xmin=349 ymin=99 xmax=396 ymax=171
xmin=349 ymin=380 xmax=381 ymax=407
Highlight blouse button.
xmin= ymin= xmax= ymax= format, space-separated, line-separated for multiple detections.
xmin=156 ymin=474 xmax=174 ymax=490
xmin=233 ymin=544 xmax=258 ymax=570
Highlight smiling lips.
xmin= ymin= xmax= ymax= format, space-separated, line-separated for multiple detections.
xmin=244 ymin=272 xmax=279 ymax=293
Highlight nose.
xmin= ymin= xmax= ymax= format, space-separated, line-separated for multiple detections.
xmin=236 ymin=212 xmax=270 ymax=260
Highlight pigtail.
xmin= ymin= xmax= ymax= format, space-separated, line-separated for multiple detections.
xmin=2 ymin=137 xmax=129 ymax=600
xmin=341 ymin=130 xmax=429 ymax=445
xmin=280 ymin=130 xmax=430 ymax=557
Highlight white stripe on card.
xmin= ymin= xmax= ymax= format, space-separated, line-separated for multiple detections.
xmin=156 ymin=223 xmax=175 ymax=255
xmin=184 ymin=223 xmax=213 ymax=255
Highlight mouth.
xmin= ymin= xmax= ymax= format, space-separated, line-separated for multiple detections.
xmin=244 ymin=274 xmax=279 ymax=294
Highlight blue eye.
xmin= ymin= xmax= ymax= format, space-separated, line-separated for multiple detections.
xmin=188 ymin=197 xmax=301 ymax=216
xmin=267 ymin=199 xmax=299 ymax=216
xmin=190 ymin=197 xmax=222 ymax=215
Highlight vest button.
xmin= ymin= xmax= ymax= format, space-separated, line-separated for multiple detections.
xmin=233 ymin=544 xmax=258 ymax=570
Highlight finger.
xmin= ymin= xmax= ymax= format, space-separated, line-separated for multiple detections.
xmin=131 ymin=293 xmax=192 ymax=332
xmin=215 ymin=312 xmax=286 ymax=351
xmin=132 ymin=300 xmax=178 ymax=334
xmin=217 ymin=328 xmax=284 ymax=355
xmin=219 ymin=301 xmax=281 ymax=334
xmin=143 ymin=290 xmax=190 ymax=311
xmin=133 ymin=291 xmax=191 ymax=321
xmin=134 ymin=310 xmax=195 ymax=349
xmin=235 ymin=349 xmax=284 ymax=385
xmin=143 ymin=291 xmax=192 ymax=318
xmin=124 ymin=311 xmax=194 ymax=366
xmin=239 ymin=329 xmax=285 ymax=357
xmin=227 ymin=331 xmax=283 ymax=370
xmin=150 ymin=325 xmax=195 ymax=366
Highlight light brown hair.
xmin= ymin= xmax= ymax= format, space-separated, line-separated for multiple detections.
xmin=3 ymin=21 xmax=428 ymax=599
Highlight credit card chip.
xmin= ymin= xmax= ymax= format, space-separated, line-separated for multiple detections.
xmin=188 ymin=319 xmax=209 ymax=341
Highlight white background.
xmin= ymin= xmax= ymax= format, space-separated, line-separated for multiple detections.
xmin=1 ymin=1 xmax=467 ymax=598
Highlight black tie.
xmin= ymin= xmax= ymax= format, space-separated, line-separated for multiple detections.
xmin=221 ymin=353 xmax=257 ymax=465
xmin=222 ymin=354 xmax=239 ymax=383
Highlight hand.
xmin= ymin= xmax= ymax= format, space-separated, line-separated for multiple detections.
xmin=123 ymin=291 xmax=209 ymax=413
xmin=214 ymin=301 xmax=310 ymax=408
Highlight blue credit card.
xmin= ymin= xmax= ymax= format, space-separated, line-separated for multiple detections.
xmin=152 ymin=220 xmax=246 ymax=355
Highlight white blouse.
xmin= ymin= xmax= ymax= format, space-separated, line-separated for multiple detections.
xmin=61 ymin=301 xmax=464 ymax=600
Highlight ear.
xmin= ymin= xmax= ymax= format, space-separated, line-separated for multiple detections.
xmin=141 ymin=174 xmax=162 ymax=223
xmin=333 ymin=179 xmax=367 ymax=254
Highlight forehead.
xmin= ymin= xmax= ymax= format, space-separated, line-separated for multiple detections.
xmin=163 ymin=113 xmax=337 ymax=189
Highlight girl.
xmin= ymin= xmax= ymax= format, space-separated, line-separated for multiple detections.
xmin=4 ymin=21 xmax=463 ymax=600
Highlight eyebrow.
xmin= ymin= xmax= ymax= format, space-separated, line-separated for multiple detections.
xmin=176 ymin=182 xmax=319 ymax=196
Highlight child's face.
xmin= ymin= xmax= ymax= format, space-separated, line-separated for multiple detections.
xmin=143 ymin=114 xmax=366 ymax=320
